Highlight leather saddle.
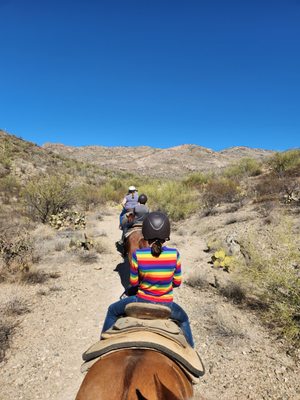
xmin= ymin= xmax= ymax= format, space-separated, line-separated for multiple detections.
xmin=81 ymin=303 xmax=205 ymax=382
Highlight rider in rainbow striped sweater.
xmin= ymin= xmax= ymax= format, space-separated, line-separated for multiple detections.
xmin=101 ymin=212 xmax=194 ymax=347
xmin=130 ymin=246 xmax=182 ymax=303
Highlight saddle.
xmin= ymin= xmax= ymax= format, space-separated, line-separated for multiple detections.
xmin=81 ymin=303 xmax=205 ymax=383
xmin=124 ymin=223 xmax=143 ymax=239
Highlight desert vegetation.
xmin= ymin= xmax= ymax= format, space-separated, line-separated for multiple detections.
xmin=1 ymin=130 xmax=300 ymax=386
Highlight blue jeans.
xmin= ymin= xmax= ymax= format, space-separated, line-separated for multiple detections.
xmin=101 ymin=296 xmax=194 ymax=348
xmin=119 ymin=208 xmax=126 ymax=226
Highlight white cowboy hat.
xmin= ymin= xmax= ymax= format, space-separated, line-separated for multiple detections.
xmin=128 ymin=185 xmax=137 ymax=191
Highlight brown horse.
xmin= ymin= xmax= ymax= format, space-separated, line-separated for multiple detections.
xmin=124 ymin=227 xmax=148 ymax=264
xmin=75 ymin=348 xmax=194 ymax=400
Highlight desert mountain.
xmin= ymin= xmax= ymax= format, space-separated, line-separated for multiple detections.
xmin=43 ymin=142 xmax=274 ymax=177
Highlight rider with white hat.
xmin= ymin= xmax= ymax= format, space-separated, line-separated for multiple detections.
xmin=119 ymin=185 xmax=138 ymax=228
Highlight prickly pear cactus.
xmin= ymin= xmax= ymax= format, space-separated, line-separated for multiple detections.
xmin=49 ymin=210 xmax=86 ymax=230
xmin=212 ymin=248 xmax=233 ymax=272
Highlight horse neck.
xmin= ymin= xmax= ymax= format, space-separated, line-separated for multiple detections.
xmin=139 ymin=238 xmax=148 ymax=249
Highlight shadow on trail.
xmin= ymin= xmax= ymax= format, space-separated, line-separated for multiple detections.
xmin=114 ymin=256 xmax=130 ymax=290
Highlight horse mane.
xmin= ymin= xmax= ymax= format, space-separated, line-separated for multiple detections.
xmin=121 ymin=351 xmax=140 ymax=399
xmin=121 ymin=351 xmax=182 ymax=400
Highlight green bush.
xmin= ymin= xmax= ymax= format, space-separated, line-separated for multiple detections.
xmin=99 ymin=181 xmax=126 ymax=203
xmin=139 ymin=181 xmax=198 ymax=221
xmin=22 ymin=175 xmax=75 ymax=223
xmin=183 ymin=172 xmax=211 ymax=190
xmin=268 ymin=150 xmax=300 ymax=175
xmin=224 ymin=158 xmax=262 ymax=180
xmin=76 ymin=184 xmax=104 ymax=210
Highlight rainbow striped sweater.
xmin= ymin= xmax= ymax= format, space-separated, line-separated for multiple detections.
xmin=130 ymin=246 xmax=182 ymax=303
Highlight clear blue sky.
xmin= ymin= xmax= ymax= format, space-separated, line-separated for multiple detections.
xmin=0 ymin=0 xmax=299 ymax=151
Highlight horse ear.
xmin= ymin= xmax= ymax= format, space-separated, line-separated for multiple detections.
xmin=135 ymin=389 xmax=148 ymax=400
xmin=154 ymin=374 xmax=182 ymax=400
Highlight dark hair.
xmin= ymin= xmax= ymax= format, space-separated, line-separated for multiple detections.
xmin=149 ymin=239 xmax=164 ymax=257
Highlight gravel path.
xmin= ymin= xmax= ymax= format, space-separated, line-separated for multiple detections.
xmin=0 ymin=208 xmax=299 ymax=400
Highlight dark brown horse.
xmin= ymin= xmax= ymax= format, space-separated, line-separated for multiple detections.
xmin=75 ymin=348 xmax=194 ymax=400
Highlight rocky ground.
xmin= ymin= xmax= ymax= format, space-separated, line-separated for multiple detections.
xmin=0 ymin=207 xmax=299 ymax=400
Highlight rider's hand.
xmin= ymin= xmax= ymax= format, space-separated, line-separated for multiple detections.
xmin=125 ymin=286 xmax=138 ymax=296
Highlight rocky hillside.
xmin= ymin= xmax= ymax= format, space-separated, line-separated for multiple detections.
xmin=43 ymin=142 xmax=274 ymax=177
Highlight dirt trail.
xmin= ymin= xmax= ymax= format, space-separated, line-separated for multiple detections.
xmin=0 ymin=208 xmax=300 ymax=400
xmin=0 ymin=210 xmax=124 ymax=400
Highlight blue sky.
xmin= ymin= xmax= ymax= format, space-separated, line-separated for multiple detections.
xmin=0 ymin=0 xmax=299 ymax=151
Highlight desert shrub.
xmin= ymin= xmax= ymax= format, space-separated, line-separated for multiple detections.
xmin=183 ymin=172 xmax=211 ymax=190
xmin=214 ymin=311 xmax=246 ymax=338
xmin=69 ymin=234 xmax=94 ymax=251
xmin=77 ymin=249 xmax=99 ymax=264
xmin=185 ymin=271 xmax=209 ymax=289
xmin=235 ymin=217 xmax=300 ymax=346
xmin=0 ymin=230 xmax=33 ymax=274
xmin=219 ymin=282 xmax=246 ymax=304
xmin=54 ymin=240 xmax=65 ymax=252
xmin=224 ymin=158 xmax=262 ymax=180
xmin=202 ymin=178 xmax=241 ymax=213
xmin=254 ymin=174 xmax=299 ymax=204
xmin=2 ymin=297 xmax=30 ymax=316
xmin=76 ymin=184 xmax=104 ymax=210
xmin=99 ymin=181 xmax=127 ymax=203
xmin=20 ymin=269 xmax=52 ymax=284
xmin=140 ymin=181 xmax=198 ymax=221
xmin=0 ymin=318 xmax=15 ymax=362
xmin=94 ymin=239 xmax=107 ymax=254
xmin=0 ymin=175 xmax=21 ymax=203
xmin=0 ymin=141 xmax=12 ymax=173
xmin=268 ymin=150 xmax=300 ymax=175
xmin=22 ymin=175 xmax=75 ymax=223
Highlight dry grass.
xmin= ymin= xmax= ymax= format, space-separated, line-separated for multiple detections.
xmin=77 ymin=250 xmax=99 ymax=264
xmin=219 ymin=282 xmax=247 ymax=304
xmin=1 ymin=297 xmax=30 ymax=316
xmin=214 ymin=309 xmax=246 ymax=339
xmin=185 ymin=271 xmax=210 ymax=289
xmin=20 ymin=268 xmax=60 ymax=284
xmin=54 ymin=240 xmax=66 ymax=252
xmin=93 ymin=239 xmax=108 ymax=254
xmin=49 ymin=285 xmax=63 ymax=292
xmin=0 ymin=318 xmax=15 ymax=362
xmin=232 ymin=215 xmax=300 ymax=346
